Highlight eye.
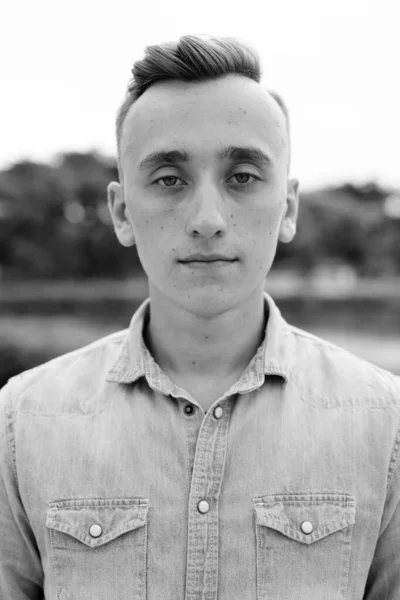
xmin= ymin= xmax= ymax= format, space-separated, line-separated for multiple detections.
xmin=154 ymin=175 xmax=186 ymax=187
xmin=228 ymin=172 xmax=259 ymax=185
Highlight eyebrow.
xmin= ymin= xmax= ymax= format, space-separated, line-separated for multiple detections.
xmin=138 ymin=145 xmax=273 ymax=171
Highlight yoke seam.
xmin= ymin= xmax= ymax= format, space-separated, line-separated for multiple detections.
xmin=387 ymin=410 xmax=400 ymax=493
xmin=5 ymin=403 xmax=20 ymax=495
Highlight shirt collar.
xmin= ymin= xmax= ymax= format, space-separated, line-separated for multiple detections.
xmin=106 ymin=291 xmax=295 ymax=395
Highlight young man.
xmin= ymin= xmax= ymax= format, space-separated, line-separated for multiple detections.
xmin=0 ymin=35 xmax=399 ymax=600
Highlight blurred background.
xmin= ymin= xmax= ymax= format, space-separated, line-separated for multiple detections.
xmin=1 ymin=0 xmax=399 ymax=388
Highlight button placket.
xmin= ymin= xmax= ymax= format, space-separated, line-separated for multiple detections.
xmin=197 ymin=500 xmax=210 ymax=514
xmin=213 ymin=406 xmax=223 ymax=419
xmin=185 ymin=401 xmax=230 ymax=599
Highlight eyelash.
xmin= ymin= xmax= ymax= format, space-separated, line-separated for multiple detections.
xmin=153 ymin=172 xmax=259 ymax=188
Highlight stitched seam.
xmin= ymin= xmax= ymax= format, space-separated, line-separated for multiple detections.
xmin=49 ymin=499 xmax=148 ymax=506
xmin=387 ymin=409 xmax=400 ymax=492
xmin=179 ymin=405 xmax=193 ymax=495
xmin=49 ymin=528 xmax=62 ymax=600
xmin=4 ymin=403 xmax=20 ymax=494
xmin=141 ymin=518 xmax=148 ymax=600
xmin=253 ymin=497 xmax=354 ymax=504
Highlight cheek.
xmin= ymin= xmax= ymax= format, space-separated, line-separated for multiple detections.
xmin=237 ymin=203 xmax=283 ymax=276
xmin=241 ymin=202 xmax=283 ymax=245
xmin=130 ymin=205 xmax=180 ymax=262
xmin=128 ymin=199 xmax=161 ymax=238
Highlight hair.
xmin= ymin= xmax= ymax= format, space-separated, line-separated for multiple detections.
xmin=115 ymin=34 xmax=291 ymax=181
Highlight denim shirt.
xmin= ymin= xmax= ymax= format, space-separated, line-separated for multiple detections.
xmin=1 ymin=291 xmax=400 ymax=600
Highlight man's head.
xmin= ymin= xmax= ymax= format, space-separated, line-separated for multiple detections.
xmin=108 ymin=34 xmax=299 ymax=316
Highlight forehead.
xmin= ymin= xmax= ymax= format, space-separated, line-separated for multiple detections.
xmin=120 ymin=75 xmax=288 ymax=169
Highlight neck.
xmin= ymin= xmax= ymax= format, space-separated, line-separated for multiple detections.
xmin=143 ymin=283 xmax=268 ymax=381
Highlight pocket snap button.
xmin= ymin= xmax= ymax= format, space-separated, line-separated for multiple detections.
xmin=89 ymin=523 xmax=103 ymax=538
xmin=184 ymin=404 xmax=195 ymax=415
xmin=300 ymin=520 xmax=313 ymax=534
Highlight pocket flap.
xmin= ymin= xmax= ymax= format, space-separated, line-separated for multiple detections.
xmin=253 ymin=493 xmax=355 ymax=545
xmin=46 ymin=498 xmax=149 ymax=548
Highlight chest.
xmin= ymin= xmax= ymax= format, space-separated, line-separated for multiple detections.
xmin=23 ymin=393 xmax=381 ymax=600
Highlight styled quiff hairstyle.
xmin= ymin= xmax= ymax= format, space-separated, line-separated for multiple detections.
xmin=115 ymin=34 xmax=291 ymax=181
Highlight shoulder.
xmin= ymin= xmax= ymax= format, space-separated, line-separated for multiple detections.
xmin=289 ymin=324 xmax=400 ymax=409
xmin=0 ymin=328 xmax=128 ymax=415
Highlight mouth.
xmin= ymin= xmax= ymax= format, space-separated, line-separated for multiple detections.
xmin=179 ymin=259 xmax=238 ymax=268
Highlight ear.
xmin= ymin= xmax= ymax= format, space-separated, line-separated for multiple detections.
xmin=107 ymin=182 xmax=136 ymax=247
xmin=278 ymin=178 xmax=299 ymax=243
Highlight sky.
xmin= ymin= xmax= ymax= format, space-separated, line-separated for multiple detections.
xmin=1 ymin=0 xmax=399 ymax=191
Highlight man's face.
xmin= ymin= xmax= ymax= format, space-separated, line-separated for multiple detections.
xmin=108 ymin=74 xmax=299 ymax=316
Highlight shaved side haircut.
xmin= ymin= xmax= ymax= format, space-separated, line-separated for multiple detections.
xmin=115 ymin=34 xmax=291 ymax=180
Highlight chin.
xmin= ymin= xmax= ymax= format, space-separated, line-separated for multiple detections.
xmin=179 ymin=287 xmax=242 ymax=316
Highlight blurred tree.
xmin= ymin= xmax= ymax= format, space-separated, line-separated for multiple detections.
xmin=0 ymin=154 xmax=399 ymax=280
xmin=275 ymin=181 xmax=399 ymax=276
xmin=0 ymin=152 xmax=143 ymax=280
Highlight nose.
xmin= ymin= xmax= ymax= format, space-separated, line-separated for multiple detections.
xmin=186 ymin=182 xmax=228 ymax=239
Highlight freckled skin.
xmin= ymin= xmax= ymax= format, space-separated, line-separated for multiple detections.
xmin=107 ymin=74 xmax=299 ymax=377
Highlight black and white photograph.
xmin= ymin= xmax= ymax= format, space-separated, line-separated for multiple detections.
xmin=1 ymin=1 xmax=399 ymax=598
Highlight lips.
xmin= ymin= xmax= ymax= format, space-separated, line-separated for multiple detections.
xmin=180 ymin=259 xmax=237 ymax=270
xmin=180 ymin=254 xmax=236 ymax=262
xmin=184 ymin=259 xmax=234 ymax=263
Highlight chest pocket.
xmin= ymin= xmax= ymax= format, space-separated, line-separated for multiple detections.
xmin=46 ymin=497 xmax=149 ymax=600
xmin=252 ymin=493 xmax=356 ymax=600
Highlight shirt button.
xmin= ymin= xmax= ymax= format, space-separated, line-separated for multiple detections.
xmin=213 ymin=406 xmax=223 ymax=419
xmin=184 ymin=404 xmax=195 ymax=415
xmin=197 ymin=500 xmax=210 ymax=514
xmin=89 ymin=524 xmax=103 ymax=538
xmin=300 ymin=520 xmax=313 ymax=534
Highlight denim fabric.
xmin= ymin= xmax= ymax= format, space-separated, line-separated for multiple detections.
xmin=1 ymin=291 xmax=400 ymax=600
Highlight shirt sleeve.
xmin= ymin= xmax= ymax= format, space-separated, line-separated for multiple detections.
xmin=363 ymin=406 xmax=400 ymax=599
xmin=0 ymin=382 xmax=44 ymax=599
